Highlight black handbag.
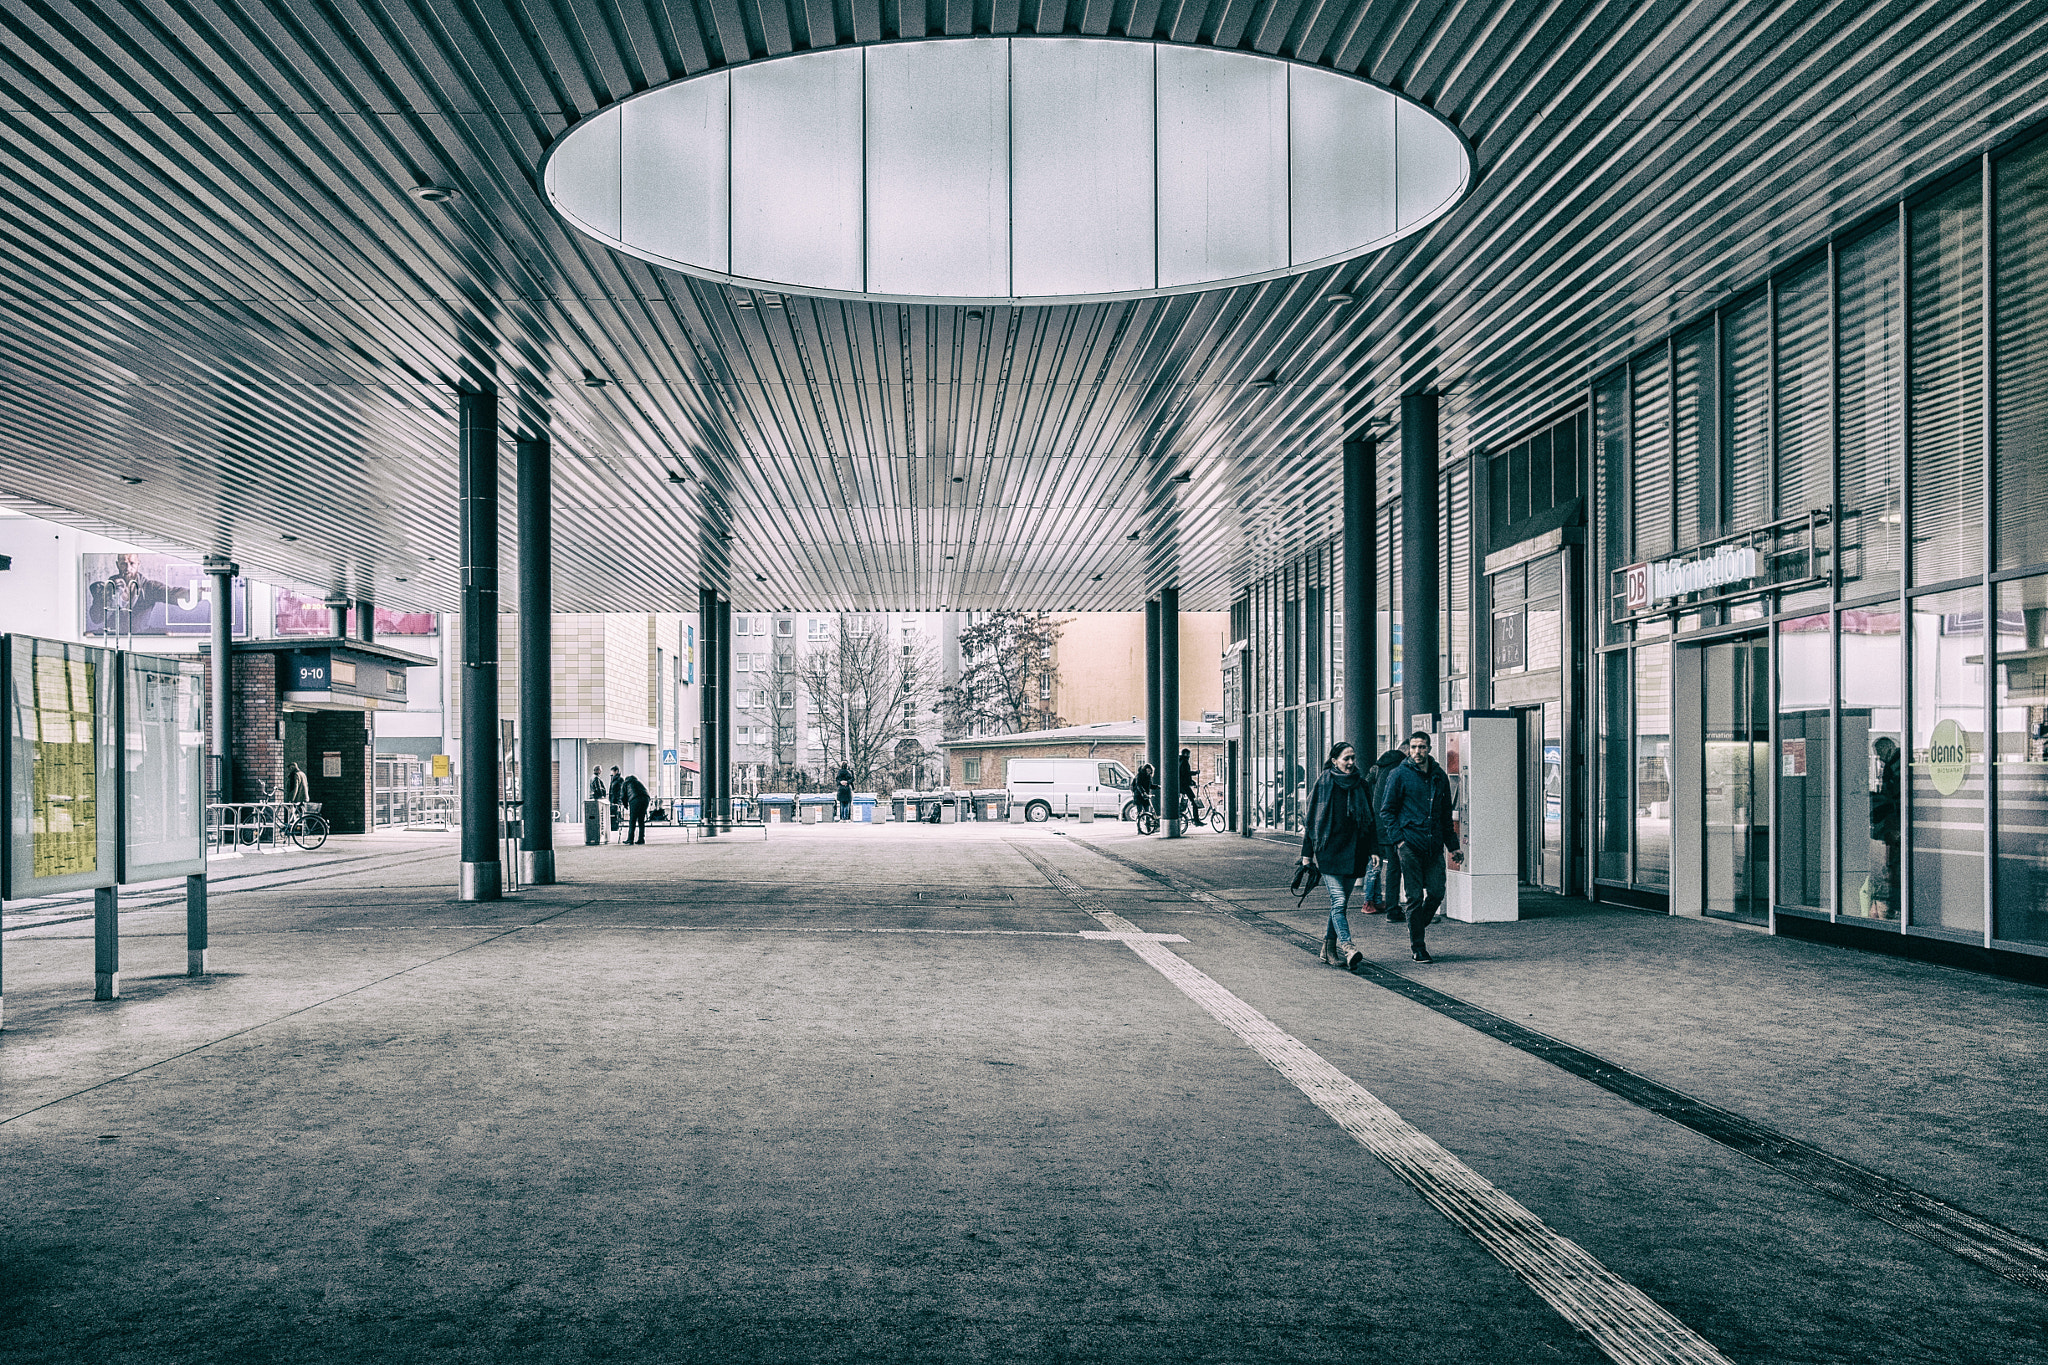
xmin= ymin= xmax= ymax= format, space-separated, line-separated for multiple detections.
xmin=1290 ymin=859 xmax=1319 ymax=903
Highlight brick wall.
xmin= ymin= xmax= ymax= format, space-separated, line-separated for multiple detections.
xmin=202 ymin=651 xmax=282 ymax=801
xmin=306 ymin=710 xmax=373 ymax=834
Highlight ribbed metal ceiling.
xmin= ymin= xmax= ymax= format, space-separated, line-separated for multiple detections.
xmin=1 ymin=0 xmax=2044 ymax=615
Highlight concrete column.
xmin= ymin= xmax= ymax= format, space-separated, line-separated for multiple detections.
xmin=517 ymin=433 xmax=555 ymax=884
xmin=204 ymin=558 xmax=236 ymax=799
xmin=458 ymin=387 xmax=502 ymax=902
xmin=1161 ymin=586 xmax=1182 ymax=838
xmin=95 ymin=885 xmax=119 ymax=1000
xmin=699 ymin=587 xmax=722 ymax=837
xmin=1343 ymin=435 xmax=1377 ymax=753
xmin=1144 ymin=599 xmax=1161 ymax=785
xmin=186 ymin=873 xmax=208 ymax=975
xmin=714 ymin=596 xmax=732 ymax=830
xmin=1401 ymin=393 xmax=1440 ymax=733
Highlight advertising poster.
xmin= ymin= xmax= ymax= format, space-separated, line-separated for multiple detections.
xmin=120 ymin=653 xmax=206 ymax=882
xmin=79 ymin=553 xmax=245 ymax=637
xmin=273 ymin=589 xmax=436 ymax=636
xmin=4 ymin=636 xmax=119 ymax=898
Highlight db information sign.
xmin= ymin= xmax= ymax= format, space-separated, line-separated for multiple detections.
xmin=1622 ymin=563 xmax=1650 ymax=613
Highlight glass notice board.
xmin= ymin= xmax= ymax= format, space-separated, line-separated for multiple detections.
xmin=4 ymin=635 xmax=119 ymax=898
xmin=120 ymin=651 xmax=207 ymax=881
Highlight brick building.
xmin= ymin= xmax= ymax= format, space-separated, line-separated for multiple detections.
xmin=940 ymin=720 xmax=1225 ymax=794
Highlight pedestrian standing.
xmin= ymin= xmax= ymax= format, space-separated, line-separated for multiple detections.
xmin=607 ymin=767 xmax=625 ymax=837
xmin=1377 ymin=731 xmax=1463 ymax=963
xmin=1300 ymin=742 xmax=1375 ymax=969
xmin=285 ymin=762 xmax=310 ymax=804
xmin=622 ymin=772 xmax=651 ymax=844
xmin=835 ymin=764 xmax=854 ymax=822
xmin=589 ymin=767 xmax=608 ymax=843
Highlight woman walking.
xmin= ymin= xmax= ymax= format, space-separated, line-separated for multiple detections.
xmin=1300 ymin=742 xmax=1376 ymax=969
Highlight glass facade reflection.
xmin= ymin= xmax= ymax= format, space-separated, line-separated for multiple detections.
xmin=1231 ymin=124 xmax=2048 ymax=967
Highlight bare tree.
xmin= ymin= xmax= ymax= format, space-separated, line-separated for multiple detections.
xmin=794 ymin=618 xmax=937 ymax=788
xmin=943 ymin=611 xmax=1065 ymax=736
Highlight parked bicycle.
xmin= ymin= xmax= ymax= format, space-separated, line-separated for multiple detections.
xmin=234 ymin=799 xmax=329 ymax=851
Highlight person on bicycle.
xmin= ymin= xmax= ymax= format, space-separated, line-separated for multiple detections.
xmin=1132 ymin=763 xmax=1158 ymax=823
xmin=1178 ymin=749 xmax=1202 ymax=823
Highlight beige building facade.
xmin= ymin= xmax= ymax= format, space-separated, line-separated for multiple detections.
xmin=1047 ymin=612 xmax=1229 ymax=727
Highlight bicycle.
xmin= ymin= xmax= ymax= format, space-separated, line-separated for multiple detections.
xmin=1177 ymin=787 xmax=1226 ymax=833
xmin=1134 ymin=801 xmax=1160 ymax=836
xmin=284 ymin=801 xmax=329 ymax=851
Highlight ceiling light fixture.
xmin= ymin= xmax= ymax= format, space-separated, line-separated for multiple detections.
xmin=408 ymin=184 xmax=458 ymax=203
xmin=581 ymin=373 xmax=607 ymax=388
xmin=1323 ymin=291 xmax=1355 ymax=306
xmin=1171 ymin=470 xmax=1192 ymax=483
xmin=755 ymin=573 xmax=767 ymax=581
xmin=1249 ymin=374 xmax=1279 ymax=389
xmin=118 ymin=475 xmax=143 ymax=485
xmin=395 ymin=576 xmax=409 ymax=583
xmin=1126 ymin=532 xmax=1140 ymax=541
xmin=279 ymin=534 xmax=298 ymax=541
xmin=1091 ymin=573 xmax=1104 ymax=581
xmin=667 ymin=470 xmax=688 ymax=484
xmin=951 ymin=475 xmax=964 ymax=483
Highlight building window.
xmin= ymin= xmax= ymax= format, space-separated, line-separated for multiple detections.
xmin=963 ymin=757 xmax=982 ymax=783
xmin=776 ymin=617 xmax=793 ymax=636
xmin=808 ymin=619 xmax=828 ymax=640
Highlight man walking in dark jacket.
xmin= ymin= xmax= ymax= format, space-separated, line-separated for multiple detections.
xmin=1377 ymin=731 xmax=1462 ymax=963
xmin=622 ymin=772 xmax=651 ymax=844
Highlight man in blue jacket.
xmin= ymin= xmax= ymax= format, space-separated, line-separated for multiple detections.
xmin=1377 ymin=730 xmax=1463 ymax=963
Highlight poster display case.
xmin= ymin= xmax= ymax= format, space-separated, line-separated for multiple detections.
xmin=119 ymin=652 xmax=207 ymax=882
xmin=3 ymin=635 xmax=119 ymax=899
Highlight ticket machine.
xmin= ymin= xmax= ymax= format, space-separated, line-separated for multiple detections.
xmin=1441 ymin=711 xmax=1520 ymax=923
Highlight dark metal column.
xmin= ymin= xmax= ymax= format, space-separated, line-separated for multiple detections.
xmin=326 ymin=594 xmax=348 ymax=637
xmin=94 ymin=886 xmax=119 ymax=1000
xmin=698 ymin=587 xmax=722 ymax=837
xmin=1343 ymin=435 xmax=1377 ymax=753
xmin=458 ymin=388 xmax=501 ymax=902
xmin=1144 ymin=599 xmax=1161 ymax=786
xmin=517 ymin=433 xmax=555 ymax=885
xmin=1161 ymin=586 xmax=1182 ymax=838
xmin=1401 ymin=393 xmax=1440 ymax=734
xmin=714 ymin=595 xmax=732 ymax=830
xmin=204 ymin=557 xmax=236 ymax=799
xmin=353 ymin=597 xmax=375 ymax=641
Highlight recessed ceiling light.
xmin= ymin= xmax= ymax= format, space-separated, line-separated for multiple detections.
xmin=408 ymin=184 xmax=458 ymax=203
xmin=118 ymin=475 xmax=143 ymax=485
xmin=965 ymin=309 xmax=984 ymax=321
xmin=394 ymin=576 xmax=409 ymax=583
xmin=755 ymin=573 xmax=767 ymax=581
xmin=1249 ymin=374 xmax=1278 ymax=388
xmin=667 ymin=470 xmax=688 ymax=484
xmin=1126 ymin=532 xmax=1140 ymax=541
xmin=582 ymin=374 xmax=607 ymax=388
xmin=1172 ymin=470 xmax=1192 ymax=483
xmin=1323 ymin=292 xmax=1355 ymax=306
xmin=951 ymin=475 xmax=964 ymax=483
xmin=1091 ymin=574 xmax=1104 ymax=581
xmin=279 ymin=534 xmax=297 ymax=541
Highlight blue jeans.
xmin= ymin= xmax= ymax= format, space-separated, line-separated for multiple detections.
xmin=1321 ymin=873 xmax=1360 ymax=944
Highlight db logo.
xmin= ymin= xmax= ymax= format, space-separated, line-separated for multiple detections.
xmin=1622 ymin=563 xmax=1650 ymax=613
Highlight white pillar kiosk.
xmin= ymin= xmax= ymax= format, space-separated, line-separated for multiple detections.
xmin=1443 ymin=712 xmax=1520 ymax=923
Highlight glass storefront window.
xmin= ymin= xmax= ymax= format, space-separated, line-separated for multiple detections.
xmin=1777 ymin=615 xmax=1832 ymax=910
xmin=1908 ymin=587 xmax=1985 ymax=935
xmin=1839 ymin=221 xmax=1903 ymax=599
xmin=1908 ymin=179 xmax=1985 ymax=586
xmin=1839 ymin=606 xmax=1901 ymax=919
xmin=1635 ymin=644 xmax=1672 ymax=887
xmin=1995 ymin=134 xmax=2048 ymax=572
xmin=1598 ymin=649 xmax=1630 ymax=881
xmin=1994 ymin=577 xmax=2048 ymax=947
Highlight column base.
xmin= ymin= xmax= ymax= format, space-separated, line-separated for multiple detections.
xmin=519 ymin=849 xmax=556 ymax=885
xmin=1166 ymin=819 xmax=1183 ymax=838
xmin=460 ymin=861 xmax=503 ymax=902
xmin=95 ymin=972 xmax=120 ymax=1001
xmin=187 ymin=948 xmax=209 ymax=976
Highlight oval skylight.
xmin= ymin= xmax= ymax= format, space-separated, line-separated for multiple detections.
xmin=543 ymin=38 xmax=1470 ymax=305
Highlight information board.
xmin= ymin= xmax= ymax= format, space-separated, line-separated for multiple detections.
xmin=3 ymin=635 xmax=119 ymax=899
xmin=119 ymin=652 xmax=207 ymax=882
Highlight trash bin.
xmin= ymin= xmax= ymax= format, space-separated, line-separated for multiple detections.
xmin=890 ymin=796 xmax=907 ymax=823
xmin=584 ymin=798 xmax=603 ymax=845
xmin=680 ymin=798 xmax=700 ymax=824
xmin=758 ymin=794 xmax=795 ymax=824
xmin=854 ymin=793 xmax=877 ymax=823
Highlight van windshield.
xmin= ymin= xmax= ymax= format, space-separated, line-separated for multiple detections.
xmin=1099 ymin=764 xmax=1131 ymax=790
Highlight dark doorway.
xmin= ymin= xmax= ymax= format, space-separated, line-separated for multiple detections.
xmin=1700 ymin=637 xmax=1770 ymax=924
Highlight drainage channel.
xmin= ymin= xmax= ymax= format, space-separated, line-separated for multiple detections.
xmin=1063 ymin=834 xmax=2048 ymax=1301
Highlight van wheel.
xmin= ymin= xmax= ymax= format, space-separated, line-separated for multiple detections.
xmin=1121 ymin=801 xmax=1138 ymax=822
xmin=1025 ymin=801 xmax=1052 ymax=823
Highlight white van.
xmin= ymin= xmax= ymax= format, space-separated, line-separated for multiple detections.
xmin=1006 ymin=758 xmax=1137 ymax=822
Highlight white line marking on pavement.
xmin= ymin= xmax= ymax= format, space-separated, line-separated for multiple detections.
xmin=1077 ymin=930 xmax=1190 ymax=942
xmin=1027 ymin=851 xmax=1734 ymax=1365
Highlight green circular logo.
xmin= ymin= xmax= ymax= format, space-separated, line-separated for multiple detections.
xmin=1927 ymin=718 xmax=1970 ymax=796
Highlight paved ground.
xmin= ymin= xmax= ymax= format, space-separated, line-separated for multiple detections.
xmin=3 ymin=819 xmax=2045 ymax=1364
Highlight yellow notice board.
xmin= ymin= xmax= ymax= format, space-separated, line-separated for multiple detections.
xmin=31 ymin=653 xmax=98 ymax=879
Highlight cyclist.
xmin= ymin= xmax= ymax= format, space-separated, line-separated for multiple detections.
xmin=1177 ymin=749 xmax=1203 ymax=825
xmin=1132 ymin=762 xmax=1158 ymax=825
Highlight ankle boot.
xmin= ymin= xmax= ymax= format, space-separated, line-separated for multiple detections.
xmin=1320 ymin=929 xmax=1342 ymax=965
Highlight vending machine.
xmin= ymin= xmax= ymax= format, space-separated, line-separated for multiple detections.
xmin=1441 ymin=711 xmax=1520 ymax=923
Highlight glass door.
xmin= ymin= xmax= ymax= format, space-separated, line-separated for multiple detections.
xmin=1702 ymin=637 xmax=1771 ymax=922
